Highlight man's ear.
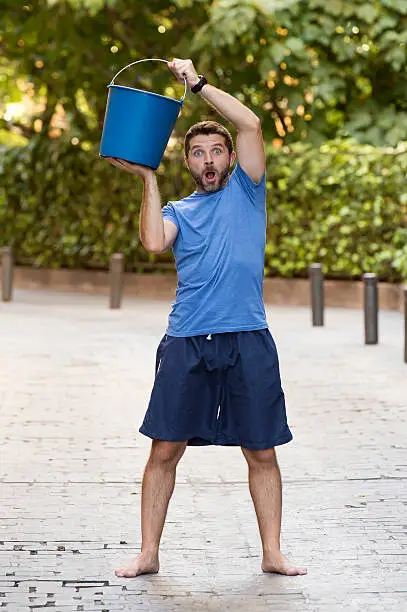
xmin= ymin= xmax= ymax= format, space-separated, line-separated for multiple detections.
xmin=184 ymin=155 xmax=189 ymax=168
xmin=230 ymin=151 xmax=237 ymax=166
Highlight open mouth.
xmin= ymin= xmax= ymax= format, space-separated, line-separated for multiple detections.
xmin=204 ymin=170 xmax=217 ymax=181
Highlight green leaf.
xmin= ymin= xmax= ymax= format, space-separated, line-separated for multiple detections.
xmin=270 ymin=41 xmax=287 ymax=64
xmin=356 ymin=4 xmax=378 ymax=24
xmin=325 ymin=0 xmax=344 ymax=16
xmin=285 ymin=37 xmax=305 ymax=56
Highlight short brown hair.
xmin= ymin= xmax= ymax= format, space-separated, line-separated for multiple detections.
xmin=184 ymin=121 xmax=233 ymax=157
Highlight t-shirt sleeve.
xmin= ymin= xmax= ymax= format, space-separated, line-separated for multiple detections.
xmin=232 ymin=162 xmax=266 ymax=208
xmin=162 ymin=202 xmax=179 ymax=229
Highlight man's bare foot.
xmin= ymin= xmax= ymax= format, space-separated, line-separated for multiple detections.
xmin=115 ymin=552 xmax=159 ymax=578
xmin=262 ymin=551 xmax=307 ymax=576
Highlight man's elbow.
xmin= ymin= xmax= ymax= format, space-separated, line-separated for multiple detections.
xmin=241 ymin=114 xmax=261 ymax=132
xmin=140 ymin=237 xmax=166 ymax=254
xmin=252 ymin=114 xmax=261 ymax=128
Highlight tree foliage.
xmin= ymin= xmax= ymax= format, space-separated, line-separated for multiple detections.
xmin=193 ymin=0 xmax=407 ymax=146
xmin=1 ymin=1 xmax=406 ymax=281
xmin=0 ymin=0 xmax=407 ymax=146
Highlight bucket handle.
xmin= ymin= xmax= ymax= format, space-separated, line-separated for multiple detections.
xmin=109 ymin=58 xmax=187 ymax=105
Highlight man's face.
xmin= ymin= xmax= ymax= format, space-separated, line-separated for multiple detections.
xmin=185 ymin=134 xmax=236 ymax=193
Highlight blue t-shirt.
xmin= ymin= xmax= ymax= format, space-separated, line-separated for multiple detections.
xmin=162 ymin=162 xmax=268 ymax=337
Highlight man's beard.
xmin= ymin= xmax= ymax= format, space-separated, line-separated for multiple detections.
xmin=190 ymin=164 xmax=231 ymax=193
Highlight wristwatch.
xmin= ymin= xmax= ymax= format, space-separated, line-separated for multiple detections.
xmin=191 ymin=75 xmax=208 ymax=94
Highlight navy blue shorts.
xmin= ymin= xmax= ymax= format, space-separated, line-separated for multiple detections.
xmin=139 ymin=329 xmax=293 ymax=450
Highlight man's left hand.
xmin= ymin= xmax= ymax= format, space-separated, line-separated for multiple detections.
xmin=103 ymin=156 xmax=155 ymax=178
xmin=168 ymin=58 xmax=200 ymax=90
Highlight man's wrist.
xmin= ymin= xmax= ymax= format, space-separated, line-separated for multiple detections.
xmin=198 ymin=82 xmax=209 ymax=96
xmin=189 ymin=76 xmax=201 ymax=90
xmin=191 ymin=75 xmax=208 ymax=94
xmin=138 ymin=166 xmax=156 ymax=181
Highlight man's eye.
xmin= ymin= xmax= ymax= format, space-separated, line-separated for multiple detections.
xmin=214 ymin=148 xmax=222 ymax=154
xmin=193 ymin=150 xmax=203 ymax=157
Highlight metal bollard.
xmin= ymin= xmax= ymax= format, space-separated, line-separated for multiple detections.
xmin=404 ymin=286 xmax=407 ymax=364
xmin=363 ymin=273 xmax=378 ymax=345
xmin=109 ymin=253 xmax=124 ymax=309
xmin=1 ymin=246 xmax=13 ymax=302
xmin=309 ymin=263 xmax=324 ymax=326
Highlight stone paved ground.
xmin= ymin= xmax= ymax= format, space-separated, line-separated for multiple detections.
xmin=0 ymin=289 xmax=406 ymax=611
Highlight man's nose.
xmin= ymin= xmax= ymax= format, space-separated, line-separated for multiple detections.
xmin=204 ymin=153 xmax=214 ymax=165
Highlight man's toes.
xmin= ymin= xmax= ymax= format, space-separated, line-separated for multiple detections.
xmin=287 ymin=567 xmax=307 ymax=576
xmin=115 ymin=568 xmax=134 ymax=577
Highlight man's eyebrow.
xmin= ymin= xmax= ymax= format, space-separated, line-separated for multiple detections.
xmin=191 ymin=142 xmax=225 ymax=150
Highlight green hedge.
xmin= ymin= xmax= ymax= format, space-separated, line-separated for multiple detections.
xmin=0 ymin=137 xmax=406 ymax=280
xmin=265 ymin=140 xmax=407 ymax=281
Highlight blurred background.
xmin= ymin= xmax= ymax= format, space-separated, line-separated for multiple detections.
xmin=0 ymin=0 xmax=406 ymax=282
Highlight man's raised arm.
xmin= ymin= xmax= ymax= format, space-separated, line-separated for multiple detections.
xmin=168 ymin=58 xmax=265 ymax=183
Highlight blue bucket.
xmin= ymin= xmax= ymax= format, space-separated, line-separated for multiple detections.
xmin=100 ymin=58 xmax=186 ymax=170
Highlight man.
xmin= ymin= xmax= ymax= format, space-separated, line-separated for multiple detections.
xmin=105 ymin=58 xmax=306 ymax=578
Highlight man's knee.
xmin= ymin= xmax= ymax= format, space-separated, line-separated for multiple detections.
xmin=149 ymin=439 xmax=187 ymax=467
xmin=241 ymin=446 xmax=279 ymax=469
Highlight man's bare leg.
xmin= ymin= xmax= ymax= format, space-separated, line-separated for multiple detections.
xmin=115 ymin=439 xmax=187 ymax=578
xmin=241 ymin=446 xmax=307 ymax=576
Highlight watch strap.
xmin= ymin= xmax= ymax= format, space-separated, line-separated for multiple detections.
xmin=191 ymin=75 xmax=208 ymax=94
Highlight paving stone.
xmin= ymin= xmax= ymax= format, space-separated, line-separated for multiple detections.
xmin=1 ymin=290 xmax=406 ymax=610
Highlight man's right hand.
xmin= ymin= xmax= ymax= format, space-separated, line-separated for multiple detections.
xmin=103 ymin=156 xmax=155 ymax=179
